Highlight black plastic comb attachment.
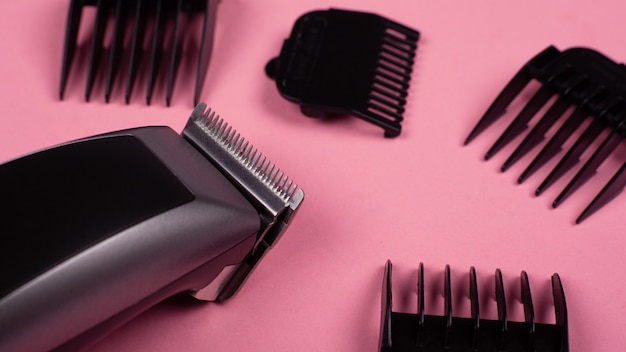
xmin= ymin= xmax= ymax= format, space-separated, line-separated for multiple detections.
xmin=265 ymin=9 xmax=420 ymax=138
xmin=379 ymin=261 xmax=568 ymax=352
xmin=465 ymin=46 xmax=626 ymax=223
xmin=59 ymin=0 xmax=219 ymax=106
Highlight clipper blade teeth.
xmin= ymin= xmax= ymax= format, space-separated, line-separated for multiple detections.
xmin=465 ymin=46 xmax=626 ymax=223
xmin=380 ymin=261 xmax=568 ymax=352
xmin=186 ymin=103 xmax=302 ymax=204
xmin=181 ymin=103 xmax=304 ymax=302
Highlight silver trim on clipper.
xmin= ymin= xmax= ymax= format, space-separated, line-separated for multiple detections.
xmin=183 ymin=103 xmax=304 ymax=301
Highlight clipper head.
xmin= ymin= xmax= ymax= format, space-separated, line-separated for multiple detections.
xmin=465 ymin=46 xmax=626 ymax=223
xmin=59 ymin=0 xmax=219 ymax=106
xmin=265 ymin=9 xmax=420 ymax=138
xmin=380 ymin=261 xmax=568 ymax=352
xmin=182 ymin=103 xmax=304 ymax=301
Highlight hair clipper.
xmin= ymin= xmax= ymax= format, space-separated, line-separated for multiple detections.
xmin=0 ymin=103 xmax=304 ymax=351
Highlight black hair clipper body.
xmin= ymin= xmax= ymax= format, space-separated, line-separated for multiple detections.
xmin=0 ymin=104 xmax=304 ymax=352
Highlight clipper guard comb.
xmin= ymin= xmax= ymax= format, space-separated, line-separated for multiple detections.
xmin=465 ymin=46 xmax=626 ymax=223
xmin=60 ymin=0 xmax=219 ymax=106
xmin=265 ymin=9 xmax=420 ymax=138
xmin=380 ymin=261 xmax=568 ymax=352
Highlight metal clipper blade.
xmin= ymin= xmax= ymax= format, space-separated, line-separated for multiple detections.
xmin=182 ymin=103 xmax=305 ymax=300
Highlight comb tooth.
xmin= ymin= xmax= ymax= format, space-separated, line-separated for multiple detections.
xmin=370 ymin=94 xmax=405 ymax=113
xmin=469 ymin=267 xmax=480 ymax=351
xmin=382 ymin=37 xmax=416 ymax=58
xmin=383 ymin=25 xmax=419 ymax=47
xmin=125 ymin=0 xmax=147 ymax=104
xmin=368 ymin=101 xmax=404 ymax=121
xmin=466 ymin=46 xmax=561 ymax=145
xmin=484 ymin=85 xmax=554 ymax=160
xmin=194 ymin=0 xmax=220 ymax=106
xmin=104 ymin=0 xmax=128 ymax=103
xmin=166 ymin=0 xmax=184 ymax=106
xmin=554 ymin=130 xmax=623 ymax=207
xmin=85 ymin=0 xmax=110 ymax=102
xmin=384 ymin=34 xmax=417 ymax=52
xmin=577 ymin=161 xmax=626 ymax=223
xmin=375 ymin=70 xmax=409 ymax=89
xmin=465 ymin=69 xmax=533 ymax=145
xmin=380 ymin=260 xmax=393 ymax=352
xmin=416 ymin=262 xmax=425 ymax=347
xmin=377 ymin=61 xmax=412 ymax=80
xmin=535 ymin=118 xmax=605 ymax=196
xmin=501 ymin=96 xmax=571 ymax=171
xmin=372 ymin=86 xmax=407 ymax=106
xmin=60 ymin=0 xmax=83 ymax=100
xmin=373 ymin=77 xmax=407 ymax=97
xmin=443 ymin=265 xmax=452 ymax=349
xmin=495 ymin=269 xmax=508 ymax=350
xmin=381 ymin=46 xmax=414 ymax=66
xmin=552 ymin=274 xmax=569 ymax=351
xmin=518 ymin=108 xmax=588 ymax=183
xmin=520 ymin=271 xmax=536 ymax=352
xmin=379 ymin=54 xmax=414 ymax=73
xmin=384 ymin=21 xmax=420 ymax=42
xmin=146 ymin=0 xmax=166 ymax=105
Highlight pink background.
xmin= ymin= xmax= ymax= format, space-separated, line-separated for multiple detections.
xmin=1 ymin=1 xmax=624 ymax=351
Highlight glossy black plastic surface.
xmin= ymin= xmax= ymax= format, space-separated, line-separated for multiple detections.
xmin=0 ymin=136 xmax=194 ymax=299
xmin=465 ymin=46 xmax=626 ymax=223
xmin=60 ymin=0 xmax=219 ymax=106
xmin=380 ymin=261 xmax=568 ymax=352
xmin=267 ymin=9 xmax=420 ymax=137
